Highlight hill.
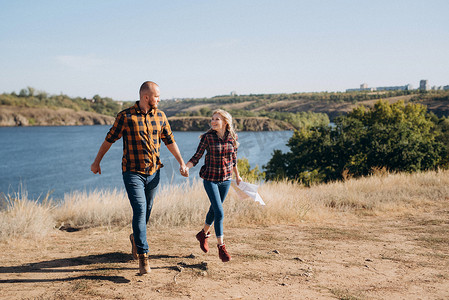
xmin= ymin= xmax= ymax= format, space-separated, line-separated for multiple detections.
xmin=0 ymin=105 xmax=115 ymax=126
xmin=1 ymin=88 xmax=448 ymax=129
xmin=158 ymin=90 xmax=449 ymax=120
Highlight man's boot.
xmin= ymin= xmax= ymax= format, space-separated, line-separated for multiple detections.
xmin=130 ymin=233 xmax=138 ymax=260
xmin=138 ymin=253 xmax=150 ymax=275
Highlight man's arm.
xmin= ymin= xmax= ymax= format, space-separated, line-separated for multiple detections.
xmin=166 ymin=142 xmax=188 ymax=177
xmin=91 ymin=140 xmax=113 ymax=174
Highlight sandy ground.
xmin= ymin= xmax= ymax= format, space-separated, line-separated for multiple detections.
xmin=1 ymin=212 xmax=448 ymax=300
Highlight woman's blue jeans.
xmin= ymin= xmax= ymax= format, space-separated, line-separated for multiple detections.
xmin=203 ymin=179 xmax=231 ymax=238
xmin=123 ymin=170 xmax=159 ymax=254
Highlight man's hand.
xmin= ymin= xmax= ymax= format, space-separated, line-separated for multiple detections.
xmin=91 ymin=140 xmax=112 ymax=175
xmin=91 ymin=162 xmax=101 ymax=174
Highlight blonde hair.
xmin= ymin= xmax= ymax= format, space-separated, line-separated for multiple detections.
xmin=204 ymin=109 xmax=239 ymax=147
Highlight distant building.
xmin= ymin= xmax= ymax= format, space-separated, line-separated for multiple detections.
xmin=230 ymin=91 xmax=238 ymax=96
xmin=346 ymin=83 xmax=411 ymax=92
xmin=346 ymin=80 xmax=449 ymax=93
xmin=376 ymin=85 xmax=411 ymax=91
xmin=346 ymin=83 xmax=374 ymax=92
xmin=420 ymin=80 xmax=430 ymax=91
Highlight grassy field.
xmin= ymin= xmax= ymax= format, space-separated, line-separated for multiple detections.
xmin=1 ymin=170 xmax=448 ymax=240
xmin=1 ymin=170 xmax=448 ymax=299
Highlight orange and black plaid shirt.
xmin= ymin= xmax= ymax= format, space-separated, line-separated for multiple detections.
xmin=105 ymin=102 xmax=175 ymax=175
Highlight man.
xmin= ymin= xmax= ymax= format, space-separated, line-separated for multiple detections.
xmin=91 ymin=81 xmax=188 ymax=275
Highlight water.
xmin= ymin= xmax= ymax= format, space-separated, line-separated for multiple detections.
xmin=0 ymin=126 xmax=292 ymax=201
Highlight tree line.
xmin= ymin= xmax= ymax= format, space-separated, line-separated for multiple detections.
xmin=0 ymin=87 xmax=129 ymax=117
xmin=264 ymin=100 xmax=449 ymax=185
xmin=3 ymin=87 xmax=449 ymax=183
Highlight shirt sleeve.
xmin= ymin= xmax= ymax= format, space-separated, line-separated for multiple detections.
xmin=105 ymin=112 xmax=125 ymax=143
xmin=160 ymin=112 xmax=175 ymax=145
xmin=232 ymin=135 xmax=238 ymax=167
xmin=188 ymin=134 xmax=208 ymax=166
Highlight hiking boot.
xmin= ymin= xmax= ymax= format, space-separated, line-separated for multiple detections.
xmin=138 ymin=253 xmax=150 ymax=275
xmin=218 ymin=244 xmax=231 ymax=262
xmin=196 ymin=229 xmax=210 ymax=253
xmin=130 ymin=233 xmax=138 ymax=260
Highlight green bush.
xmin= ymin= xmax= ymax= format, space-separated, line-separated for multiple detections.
xmin=265 ymin=100 xmax=448 ymax=184
xmin=0 ymin=90 xmax=124 ymax=117
xmin=237 ymin=158 xmax=265 ymax=183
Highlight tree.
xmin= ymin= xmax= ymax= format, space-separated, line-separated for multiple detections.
xmin=27 ymin=87 xmax=35 ymax=97
xmin=19 ymin=88 xmax=28 ymax=97
xmin=265 ymin=100 xmax=447 ymax=184
xmin=237 ymin=158 xmax=265 ymax=183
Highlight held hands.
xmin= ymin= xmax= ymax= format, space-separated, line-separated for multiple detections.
xmin=180 ymin=164 xmax=189 ymax=177
xmin=180 ymin=161 xmax=194 ymax=178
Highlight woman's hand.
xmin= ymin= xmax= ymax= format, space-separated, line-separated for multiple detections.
xmin=236 ymin=175 xmax=242 ymax=186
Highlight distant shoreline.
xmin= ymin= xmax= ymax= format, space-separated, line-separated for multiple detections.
xmin=0 ymin=105 xmax=114 ymax=127
xmin=0 ymin=105 xmax=294 ymax=131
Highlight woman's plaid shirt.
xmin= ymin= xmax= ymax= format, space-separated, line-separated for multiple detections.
xmin=188 ymin=130 xmax=238 ymax=182
xmin=105 ymin=102 xmax=175 ymax=175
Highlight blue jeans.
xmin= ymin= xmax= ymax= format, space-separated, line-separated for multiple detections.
xmin=203 ymin=179 xmax=231 ymax=238
xmin=123 ymin=170 xmax=160 ymax=254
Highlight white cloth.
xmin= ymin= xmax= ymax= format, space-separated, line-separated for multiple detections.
xmin=231 ymin=180 xmax=266 ymax=206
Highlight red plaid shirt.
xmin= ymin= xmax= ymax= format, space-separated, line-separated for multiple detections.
xmin=105 ymin=102 xmax=175 ymax=175
xmin=188 ymin=130 xmax=238 ymax=182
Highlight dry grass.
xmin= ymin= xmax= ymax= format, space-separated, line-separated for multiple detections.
xmin=0 ymin=189 xmax=55 ymax=240
xmin=1 ymin=170 xmax=448 ymax=242
xmin=54 ymin=188 xmax=131 ymax=229
xmin=303 ymin=169 xmax=449 ymax=220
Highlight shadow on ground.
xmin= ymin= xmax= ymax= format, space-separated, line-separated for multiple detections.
xmin=0 ymin=252 xmax=133 ymax=284
xmin=0 ymin=251 xmax=207 ymax=284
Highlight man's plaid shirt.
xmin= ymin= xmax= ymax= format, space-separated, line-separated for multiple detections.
xmin=105 ymin=102 xmax=175 ymax=175
xmin=188 ymin=130 xmax=238 ymax=182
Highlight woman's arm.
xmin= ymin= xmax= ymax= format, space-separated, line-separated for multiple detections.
xmin=231 ymin=138 xmax=241 ymax=184
xmin=187 ymin=134 xmax=208 ymax=168
xmin=233 ymin=165 xmax=242 ymax=185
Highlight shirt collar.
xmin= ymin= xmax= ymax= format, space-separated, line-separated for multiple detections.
xmin=212 ymin=129 xmax=229 ymax=140
xmin=135 ymin=101 xmax=156 ymax=115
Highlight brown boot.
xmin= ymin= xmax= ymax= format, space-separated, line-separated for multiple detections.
xmin=138 ymin=253 xmax=150 ymax=275
xmin=130 ymin=233 xmax=138 ymax=260
xmin=218 ymin=244 xmax=231 ymax=262
xmin=196 ymin=229 xmax=210 ymax=253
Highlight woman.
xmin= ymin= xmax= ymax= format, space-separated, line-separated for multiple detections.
xmin=186 ymin=109 xmax=242 ymax=262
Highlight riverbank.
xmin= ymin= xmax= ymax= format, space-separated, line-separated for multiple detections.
xmin=0 ymin=105 xmax=293 ymax=131
xmin=0 ymin=105 xmax=114 ymax=126
xmin=1 ymin=171 xmax=448 ymax=299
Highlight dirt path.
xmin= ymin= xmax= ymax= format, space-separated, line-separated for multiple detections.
xmin=1 ymin=214 xmax=448 ymax=299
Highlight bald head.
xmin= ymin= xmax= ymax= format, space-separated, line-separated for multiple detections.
xmin=139 ymin=81 xmax=159 ymax=98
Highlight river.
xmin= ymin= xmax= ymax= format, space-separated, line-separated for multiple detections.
xmin=0 ymin=126 xmax=292 ymax=201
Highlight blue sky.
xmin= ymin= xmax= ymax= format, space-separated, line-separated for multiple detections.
xmin=1 ymin=0 xmax=448 ymax=100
